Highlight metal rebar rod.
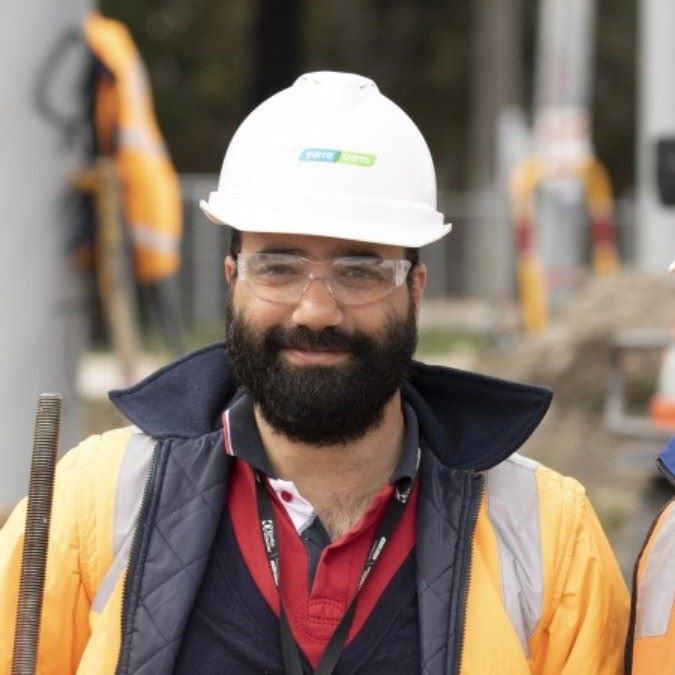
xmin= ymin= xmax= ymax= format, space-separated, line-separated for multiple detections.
xmin=11 ymin=394 xmax=61 ymax=675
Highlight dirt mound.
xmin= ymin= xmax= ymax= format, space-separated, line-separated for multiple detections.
xmin=477 ymin=273 xmax=675 ymax=574
xmin=487 ymin=272 xmax=675 ymax=407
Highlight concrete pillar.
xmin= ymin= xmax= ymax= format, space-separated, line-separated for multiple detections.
xmin=637 ymin=0 xmax=675 ymax=272
xmin=529 ymin=0 xmax=599 ymax=305
xmin=534 ymin=0 xmax=596 ymax=112
xmin=466 ymin=0 xmax=523 ymax=297
xmin=0 ymin=0 xmax=91 ymax=508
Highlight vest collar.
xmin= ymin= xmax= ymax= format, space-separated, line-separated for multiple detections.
xmin=110 ymin=342 xmax=552 ymax=471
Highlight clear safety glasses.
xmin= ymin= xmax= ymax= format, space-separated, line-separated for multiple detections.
xmin=235 ymin=253 xmax=412 ymax=306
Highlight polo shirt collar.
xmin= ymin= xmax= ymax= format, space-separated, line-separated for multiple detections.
xmin=221 ymin=389 xmax=420 ymax=485
xmin=222 ymin=390 xmax=274 ymax=475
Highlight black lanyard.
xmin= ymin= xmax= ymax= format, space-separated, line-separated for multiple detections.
xmin=254 ymin=463 xmax=417 ymax=675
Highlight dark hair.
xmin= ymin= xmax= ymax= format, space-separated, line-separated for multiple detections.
xmin=228 ymin=229 xmax=419 ymax=283
xmin=227 ymin=228 xmax=242 ymax=259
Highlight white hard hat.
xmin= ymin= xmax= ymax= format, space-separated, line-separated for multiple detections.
xmin=670 ymin=260 xmax=675 ymax=274
xmin=200 ymin=71 xmax=451 ymax=248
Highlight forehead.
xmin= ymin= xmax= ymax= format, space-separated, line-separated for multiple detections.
xmin=239 ymin=231 xmax=405 ymax=259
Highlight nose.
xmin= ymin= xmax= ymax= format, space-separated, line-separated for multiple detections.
xmin=291 ymin=275 xmax=344 ymax=331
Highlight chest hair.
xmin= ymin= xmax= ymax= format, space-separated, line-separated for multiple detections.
xmin=313 ymin=485 xmax=385 ymax=541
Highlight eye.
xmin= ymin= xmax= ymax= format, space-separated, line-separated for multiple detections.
xmin=258 ymin=263 xmax=299 ymax=276
xmin=334 ymin=260 xmax=389 ymax=285
xmin=343 ymin=265 xmax=379 ymax=279
xmin=247 ymin=255 xmax=305 ymax=286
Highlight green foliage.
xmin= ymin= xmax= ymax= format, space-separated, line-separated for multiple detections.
xmin=593 ymin=0 xmax=637 ymax=193
xmin=101 ymin=0 xmax=256 ymax=171
xmin=100 ymin=0 xmax=637 ymax=192
xmin=416 ymin=327 xmax=489 ymax=357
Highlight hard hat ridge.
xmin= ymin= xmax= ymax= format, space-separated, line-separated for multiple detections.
xmin=200 ymin=70 xmax=451 ymax=248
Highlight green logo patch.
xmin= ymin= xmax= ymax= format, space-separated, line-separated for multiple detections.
xmin=337 ymin=151 xmax=377 ymax=167
xmin=299 ymin=148 xmax=377 ymax=167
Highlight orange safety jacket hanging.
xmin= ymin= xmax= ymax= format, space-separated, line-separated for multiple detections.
xmin=626 ymin=440 xmax=675 ymax=674
xmin=84 ymin=13 xmax=182 ymax=283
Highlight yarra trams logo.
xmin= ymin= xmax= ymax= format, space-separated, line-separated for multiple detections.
xmin=299 ymin=148 xmax=377 ymax=167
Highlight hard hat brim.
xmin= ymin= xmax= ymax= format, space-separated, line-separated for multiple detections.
xmin=200 ymin=194 xmax=452 ymax=249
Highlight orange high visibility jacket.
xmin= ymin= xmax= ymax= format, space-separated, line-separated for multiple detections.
xmin=626 ymin=440 xmax=675 ymax=673
xmin=0 ymin=349 xmax=629 ymax=673
xmin=84 ymin=13 xmax=182 ymax=283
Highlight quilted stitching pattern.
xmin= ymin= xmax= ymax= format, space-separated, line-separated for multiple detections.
xmin=121 ymin=431 xmax=230 ymax=674
xmin=417 ymin=451 xmax=477 ymax=675
xmin=119 ymin=434 xmax=481 ymax=675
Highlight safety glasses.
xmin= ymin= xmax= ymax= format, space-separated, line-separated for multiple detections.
xmin=235 ymin=253 xmax=412 ymax=306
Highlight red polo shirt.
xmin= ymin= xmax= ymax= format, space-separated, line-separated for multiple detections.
xmin=223 ymin=392 xmax=419 ymax=669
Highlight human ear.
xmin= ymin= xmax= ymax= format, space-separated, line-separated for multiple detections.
xmin=224 ymin=256 xmax=237 ymax=285
xmin=411 ymin=264 xmax=427 ymax=314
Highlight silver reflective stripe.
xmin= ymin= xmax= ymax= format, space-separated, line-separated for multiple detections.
xmin=486 ymin=453 xmax=543 ymax=656
xmin=129 ymin=225 xmax=180 ymax=254
xmin=117 ymin=127 xmax=168 ymax=158
xmin=636 ymin=503 xmax=675 ymax=637
xmin=128 ymin=61 xmax=150 ymax=103
xmin=91 ymin=427 xmax=155 ymax=613
xmin=91 ymin=532 xmax=134 ymax=614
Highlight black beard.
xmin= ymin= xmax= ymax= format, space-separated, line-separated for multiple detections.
xmin=225 ymin=299 xmax=418 ymax=445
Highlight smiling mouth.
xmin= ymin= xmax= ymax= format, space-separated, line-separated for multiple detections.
xmin=283 ymin=347 xmax=350 ymax=363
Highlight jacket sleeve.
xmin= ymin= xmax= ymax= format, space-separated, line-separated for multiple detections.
xmin=533 ymin=489 xmax=630 ymax=675
xmin=0 ymin=433 xmax=114 ymax=674
xmin=626 ymin=499 xmax=675 ymax=674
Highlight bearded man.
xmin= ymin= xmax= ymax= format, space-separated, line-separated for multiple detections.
xmin=1 ymin=72 xmax=628 ymax=674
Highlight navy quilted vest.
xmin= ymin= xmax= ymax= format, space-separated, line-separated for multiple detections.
xmin=174 ymin=511 xmax=421 ymax=674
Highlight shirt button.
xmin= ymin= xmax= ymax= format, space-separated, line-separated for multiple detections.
xmin=280 ymin=490 xmax=293 ymax=503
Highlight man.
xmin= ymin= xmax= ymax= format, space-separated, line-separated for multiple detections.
xmin=1 ymin=71 xmax=628 ymax=673
xmin=625 ymin=261 xmax=675 ymax=673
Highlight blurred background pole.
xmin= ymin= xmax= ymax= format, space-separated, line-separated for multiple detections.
xmin=466 ymin=0 xmax=523 ymax=298
xmin=0 ymin=0 xmax=91 ymax=509
xmin=534 ymin=0 xmax=596 ymax=115
xmin=252 ymin=0 xmax=302 ymax=106
xmin=529 ymin=0 xmax=599 ymax=313
xmin=637 ymin=0 xmax=675 ymax=272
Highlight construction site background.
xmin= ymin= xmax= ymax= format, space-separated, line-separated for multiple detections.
xmin=3 ymin=0 xmax=675 ymax=586
xmin=103 ymin=0 xmax=636 ymax=194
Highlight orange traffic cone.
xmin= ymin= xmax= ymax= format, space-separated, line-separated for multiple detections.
xmin=651 ymin=258 xmax=675 ymax=429
xmin=650 ymin=334 xmax=675 ymax=430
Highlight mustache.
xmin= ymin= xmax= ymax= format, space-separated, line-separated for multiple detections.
xmin=264 ymin=325 xmax=373 ymax=353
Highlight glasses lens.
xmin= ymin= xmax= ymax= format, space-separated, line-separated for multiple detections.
xmin=242 ymin=253 xmax=307 ymax=303
xmin=329 ymin=258 xmax=393 ymax=304
xmin=245 ymin=253 xmax=304 ymax=286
